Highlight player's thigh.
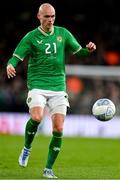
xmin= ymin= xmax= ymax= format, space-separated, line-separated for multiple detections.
xmin=30 ymin=106 xmax=45 ymax=122
xmin=48 ymin=92 xmax=69 ymax=116
xmin=26 ymin=90 xmax=47 ymax=121
xmin=26 ymin=89 xmax=47 ymax=108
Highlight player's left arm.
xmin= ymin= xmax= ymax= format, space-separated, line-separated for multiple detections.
xmin=76 ymin=42 xmax=96 ymax=57
xmin=86 ymin=41 xmax=96 ymax=53
xmin=64 ymin=28 xmax=96 ymax=57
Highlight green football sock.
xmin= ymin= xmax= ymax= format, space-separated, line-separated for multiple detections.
xmin=24 ymin=118 xmax=40 ymax=149
xmin=46 ymin=131 xmax=63 ymax=169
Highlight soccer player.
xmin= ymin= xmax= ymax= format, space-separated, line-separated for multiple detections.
xmin=6 ymin=3 xmax=96 ymax=179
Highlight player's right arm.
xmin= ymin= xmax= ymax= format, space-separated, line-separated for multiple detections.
xmin=6 ymin=32 xmax=31 ymax=78
xmin=7 ymin=63 xmax=16 ymax=79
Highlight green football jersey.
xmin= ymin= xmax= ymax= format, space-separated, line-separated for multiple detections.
xmin=11 ymin=26 xmax=81 ymax=91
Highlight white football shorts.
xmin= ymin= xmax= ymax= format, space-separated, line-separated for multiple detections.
xmin=26 ymin=89 xmax=70 ymax=115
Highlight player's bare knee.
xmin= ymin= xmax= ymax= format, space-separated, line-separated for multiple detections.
xmin=31 ymin=114 xmax=43 ymax=122
xmin=53 ymin=127 xmax=63 ymax=132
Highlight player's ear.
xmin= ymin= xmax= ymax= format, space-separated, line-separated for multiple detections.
xmin=37 ymin=12 xmax=40 ymax=20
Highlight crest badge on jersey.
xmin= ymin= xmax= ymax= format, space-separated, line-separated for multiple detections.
xmin=57 ymin=36 xmax=62 ymax=42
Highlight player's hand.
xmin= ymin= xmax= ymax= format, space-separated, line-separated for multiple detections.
xmin=6 ymin=64 xmax=16 ymax=79
xmin=86 ymin=42 xmax=96 ymax=53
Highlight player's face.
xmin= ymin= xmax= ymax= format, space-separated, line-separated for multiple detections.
xmin=38 ymin=7 xmax=55 ymax=31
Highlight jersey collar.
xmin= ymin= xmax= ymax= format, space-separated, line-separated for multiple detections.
xmin=38 ymin=26 xmax=54 ymax=36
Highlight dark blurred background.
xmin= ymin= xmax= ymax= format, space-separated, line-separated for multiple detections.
xmin=0 ymin=0 xmax=120 ymax=114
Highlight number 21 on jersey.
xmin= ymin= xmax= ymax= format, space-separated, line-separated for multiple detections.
xmin=45 ymin=43 xmax=56 ymax=54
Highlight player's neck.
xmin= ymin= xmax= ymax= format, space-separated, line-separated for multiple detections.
xmin=40 ymin=25 xmax=53 ymax=33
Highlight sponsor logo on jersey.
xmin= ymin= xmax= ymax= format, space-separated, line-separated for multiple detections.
xmin=57 ymin=36 xmax=62 ymax=42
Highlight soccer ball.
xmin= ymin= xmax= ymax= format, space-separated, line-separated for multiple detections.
xmin=92 ymin=98 xmax=116 ymax=121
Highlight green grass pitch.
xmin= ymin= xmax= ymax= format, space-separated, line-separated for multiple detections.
xmin=1 ymin=134 xmax=120 ymax=179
